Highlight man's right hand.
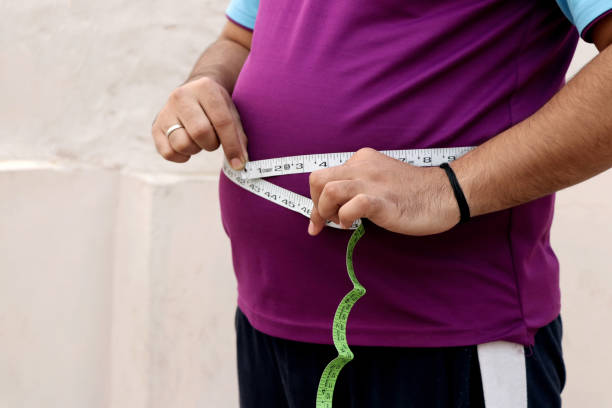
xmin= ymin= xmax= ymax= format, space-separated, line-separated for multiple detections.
xmin=151 ymin=76 xmax=249 ymax=169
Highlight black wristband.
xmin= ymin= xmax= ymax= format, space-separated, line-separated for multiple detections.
xmin=439 ymin=163 xmax=470 ymax=224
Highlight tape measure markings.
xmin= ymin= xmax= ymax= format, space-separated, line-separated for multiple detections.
xmin=239 ymin=147 xmax=475 ymax=180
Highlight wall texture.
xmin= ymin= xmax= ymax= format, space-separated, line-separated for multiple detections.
xmin=1 ymin=1 xmax=611 ymax=407
xmin=0 ymin=0 xmax=226 ymax=173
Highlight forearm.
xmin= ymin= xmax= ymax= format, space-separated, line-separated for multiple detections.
xmin=185 ymin=24 xmax=251 ymax=92
xmin=452 ymin=44 xmax=612 ymax=217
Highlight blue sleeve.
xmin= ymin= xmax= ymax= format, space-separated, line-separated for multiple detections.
xmin=556 ymin=0 xmax=612 ymax=42
xmin=226 ymin=0 xmax=260 ymax=31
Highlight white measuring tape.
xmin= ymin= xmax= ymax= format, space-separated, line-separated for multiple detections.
xmin=223 ymin=147 xmax=474 ymax=229
xmin=222 ymin=147 xmax=527 ymax=407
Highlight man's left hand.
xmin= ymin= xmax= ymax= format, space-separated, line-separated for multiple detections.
xmin=308 ymin=147 xmax=461 ymax=236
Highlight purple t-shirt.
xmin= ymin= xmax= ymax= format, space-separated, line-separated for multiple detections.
xmin=219 ymin=0 xmax=582 ymax=347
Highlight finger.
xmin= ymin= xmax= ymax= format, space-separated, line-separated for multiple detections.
xmin=347 ymin=147 xmax=379 ymax=162
xmin=200 ymin=88 xmax=248 ymax=170
xmin=176 ymin=100 xmax=219 ymax=152
xmin=308 ymin=205 xmax=327 ymax=236
xmin=168 ymin=126 xmax=201 ymax=156
xmin=317 ymin=180 xmax=365 ymax=222
xmin=309 ymin=166 xmax=357 ymax=207
xmin=338 ymin=194 xmax=384 ymax=229
xmin=229 ymin=103 xmax=249 ymax=161
xmin=151 ymin=123 xmax=190 ymax=163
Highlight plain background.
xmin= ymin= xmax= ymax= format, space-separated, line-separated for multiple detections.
xmin=1 ymin=1 xmax=611 ymax=406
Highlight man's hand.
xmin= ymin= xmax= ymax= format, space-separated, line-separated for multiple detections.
xmin=308 ymin=148 xmax=460 ymax=236
xmin=151 ymin=20 xmax=252 ymax=168
xmin=151 ymin=76 xmax=249 ymax=168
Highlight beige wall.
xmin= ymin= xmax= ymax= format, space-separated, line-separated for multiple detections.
xmin=1 ymin=1 xmax=611 ymax=407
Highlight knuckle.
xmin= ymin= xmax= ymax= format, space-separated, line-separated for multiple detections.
xmin=354 ymin=147 xmax=375 ymax=159
xmin=189 ymin=122 xmax=210 ymax=139
xmin=309 ymin=171 xmax=322 ymax=187
xmin=202 ymin=136 xmax=220 ymax=152
xmin=212 ymin=113 xmax=234 ymax=129
xmin=189 ymin=122 xmax=214 ymax=144
xmin=196 ymin=76 xmax=215 ymax=90
xmin=169 ymin=136 xmax=192 ymax=153
xmin=354 ymin=193 xmax=371 ymax=208
xmin=202 ymin=82 xmax=227 ymax=106
xmin=322 ymin=182 xmax=339 ymax=199
xmin=159 ymin=147 xmax=176 ymax=160
xmin=210 ymin=80 xmax=229 ymax=99
xmin=176 ymin=141 xmax=193 ymax=153
xmin=169 ymin=86 xmax=189 ymax=103
xmin=362 ymin=147 xmax=377 ymax=154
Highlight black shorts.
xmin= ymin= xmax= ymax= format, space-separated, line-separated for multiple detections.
xmin=235 ymin=308 xmax=565 ymax=407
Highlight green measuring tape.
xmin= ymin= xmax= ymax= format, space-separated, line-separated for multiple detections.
xmin=316 ymin=221 xmax=366 ymax=407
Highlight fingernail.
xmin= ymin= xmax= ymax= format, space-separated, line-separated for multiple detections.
xmin=230 ymin=157 xmax=244 ymax=170
xmin=308 ymin=221 xmax=315 ymax=235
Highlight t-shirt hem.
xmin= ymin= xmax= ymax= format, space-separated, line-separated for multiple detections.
xmin=581 ymin=8 xmax=612 ymax=42
xmin=225 ymin=14 xmax=255 ymax=32
xmin=238 ymin=299 xmax=535 ymax=348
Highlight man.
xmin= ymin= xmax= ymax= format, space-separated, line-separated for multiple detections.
xmin=151 ymin=0 xmax=612 ymax=406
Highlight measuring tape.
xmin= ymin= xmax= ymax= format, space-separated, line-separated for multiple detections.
xmin=223 ymin=147 xmax=475 ymax=230
xmin=222 ymin=146 xmax=527 ymax=408
xmin=315 ymin=220 xmax=366 ymax=407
